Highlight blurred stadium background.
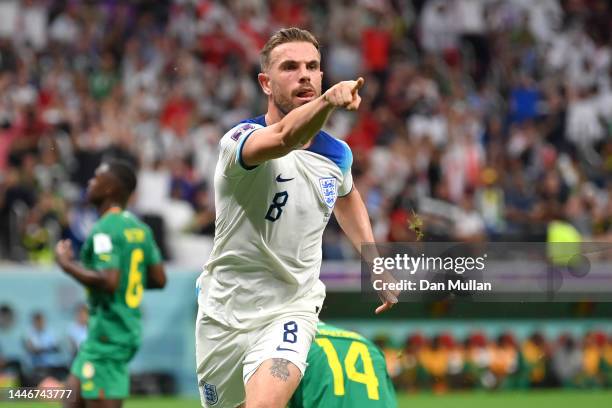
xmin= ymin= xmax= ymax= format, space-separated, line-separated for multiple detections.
xmin=0 ymin=0 xmax=611 ymax=407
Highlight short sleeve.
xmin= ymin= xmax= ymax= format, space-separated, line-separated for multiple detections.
xmin=145 ymin=227 xmax=162 ymax=266
xmin=338 ymin=169 xmax=353 ymax=197
xmin=90 ymin=230 xmax=121 ymax=271
xmin=338 ymin=141 xmax=354 ymax=197
xmin=218 ymin=122 xmax=264 ymax=177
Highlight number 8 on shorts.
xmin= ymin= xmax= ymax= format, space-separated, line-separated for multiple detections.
xmin=283 ymin=321 xmax=298 ymax=343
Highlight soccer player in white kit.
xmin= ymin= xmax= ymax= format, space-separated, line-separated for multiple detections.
xmin=195 ymin=28 xmax=397 ymax=408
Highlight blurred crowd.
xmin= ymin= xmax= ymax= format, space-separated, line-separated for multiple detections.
xmin=0 ymin=304 xmax=87 ymax=388
xmin=379 ymin=329 xmax=612 ymax=391
xmin=0 ymin=0 xmax=610 ymax=262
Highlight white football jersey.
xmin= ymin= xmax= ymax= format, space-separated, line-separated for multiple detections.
xmin=196 ymin=115 xmax=353 ymax=329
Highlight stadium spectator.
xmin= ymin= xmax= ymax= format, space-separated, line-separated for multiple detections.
xmin=0 ymin=304 xmax=24 ymax=387
xmin=603 ymin=335 xmax=612 ymax=387
xmin=552 ymin=334 xmax=583 ymax=388
xmin=66 ymin=303 xmax=88 ymax=359
xmin=462 ymin=332 xmax=490 ymax=389
xmin=445 ymin=333 xmax=465 ymax=389
xmin=22 ymin=311 xmax=67 ymax=385
xmin=373 ymin=333 xmax=402 ymax=380
xmin=396 ymin=332 xmax=426 ymax=391
xmin=187 ymin=181 xmax=215 ymax=235
xmin=488 ymin=333 xmax=519 ymax=389
xmin=581 ymin=331 xmax=603 ymax=388
xmin=520 ymin=332 xmax=550 ymax=388
xmin=0 ymin=304 xmax=15 ymax=332
xmin=418 ymin=334 xmax=449 ymax=392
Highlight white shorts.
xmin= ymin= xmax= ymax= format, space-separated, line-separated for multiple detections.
xmin=195 ymin=307 xmax=318 ymax=408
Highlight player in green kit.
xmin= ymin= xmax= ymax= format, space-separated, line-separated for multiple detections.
xmin=55 ymin=159 xmax=166 ymax=408
xmin=289 ymin=322 xmax=397 ymax=408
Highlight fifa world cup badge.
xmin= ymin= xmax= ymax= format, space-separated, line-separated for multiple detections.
xmin=231 ymin=124 xmax=254 ymax=141
xmin=319 ymin=177 xmax=337 ymax=208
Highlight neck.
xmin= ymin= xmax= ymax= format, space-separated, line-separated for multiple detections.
xmin=97 ymin=200 xmax=124 ymax=216
xmin=265 ymin=101 xmax=284 ymax=125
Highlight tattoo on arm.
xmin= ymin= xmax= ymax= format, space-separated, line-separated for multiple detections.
xmin=270 ymin=358 xmax=291 ymax=382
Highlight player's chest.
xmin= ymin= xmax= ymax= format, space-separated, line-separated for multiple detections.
xmin=254 ymin=152 xmax=343 ymax=221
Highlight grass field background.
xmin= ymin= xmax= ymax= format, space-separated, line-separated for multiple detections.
xmin=5 ymin=390 xmax=612 ymax=408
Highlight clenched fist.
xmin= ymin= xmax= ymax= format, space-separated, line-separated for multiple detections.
xmin=55 ymin=239 xmax=75 ymax=268
xmin=323 ymin=77 xmax=364 ymax=111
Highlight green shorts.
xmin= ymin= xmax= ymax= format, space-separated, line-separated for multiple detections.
xmin=70 ymin=353 xmax=130 ymax=400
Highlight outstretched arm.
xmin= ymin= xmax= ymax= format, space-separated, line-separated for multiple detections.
xmin=334 ymin=188 xmax=398 ymax=314
xmin=241 ymin=78 xmax=364 ymax=167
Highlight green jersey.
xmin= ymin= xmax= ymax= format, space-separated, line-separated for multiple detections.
xmin=290 ymin=323 xmax=397 ymax=408
xmin=78 ymin=210 xmax=161 ymax=360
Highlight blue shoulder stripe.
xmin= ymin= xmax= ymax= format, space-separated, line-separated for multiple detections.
xmin=239 ymin=115 xmax=266 ymax=127
xmin=306 ymin=131 xmax=353 ymax=175
xmin=234 ymin=116 xmax=353 ymax=174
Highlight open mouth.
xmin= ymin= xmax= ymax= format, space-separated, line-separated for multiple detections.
xmin=295 ymin=89 xmax=315 ymax=99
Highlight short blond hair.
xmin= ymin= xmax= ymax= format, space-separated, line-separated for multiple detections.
xmin=260 ymin=27 xmax=320 ymax=72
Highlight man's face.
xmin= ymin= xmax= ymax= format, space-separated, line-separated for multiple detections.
xmin=0 ymin=310 xmax=13 ymax=330
xmin=263 ymin=42 xmax=322 ymax=115
xmin=34 ymin=315 xmax=44 ymax=331
xmin=86 ymin=164 xmax=115 ymax=205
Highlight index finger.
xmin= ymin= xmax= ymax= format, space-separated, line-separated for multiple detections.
xmin=351 ymin=77 xmax=365 ymax=94
xmin=375 ymin=301 xmax=395 ymax=315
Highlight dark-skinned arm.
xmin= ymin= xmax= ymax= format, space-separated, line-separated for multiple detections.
xmin=55 ymin=239 xmax=119 ymax=294
xmin=59 ymin=260 xmax=119 ymax=293
xmin=146 ymin=263 xmax=166 ymax=289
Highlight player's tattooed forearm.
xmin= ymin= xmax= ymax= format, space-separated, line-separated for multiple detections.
xmin=270 ymin=358 xmax=290 ymax=381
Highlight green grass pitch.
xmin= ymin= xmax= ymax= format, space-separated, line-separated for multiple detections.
xmin=5 ymin=390 xmax=612 ymax=408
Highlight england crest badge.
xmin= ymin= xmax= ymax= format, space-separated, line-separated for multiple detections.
xmin=199 ymin=380 xmax=218 ymax=406
xmin=319 ymin=177 xmax=338 ymax=208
